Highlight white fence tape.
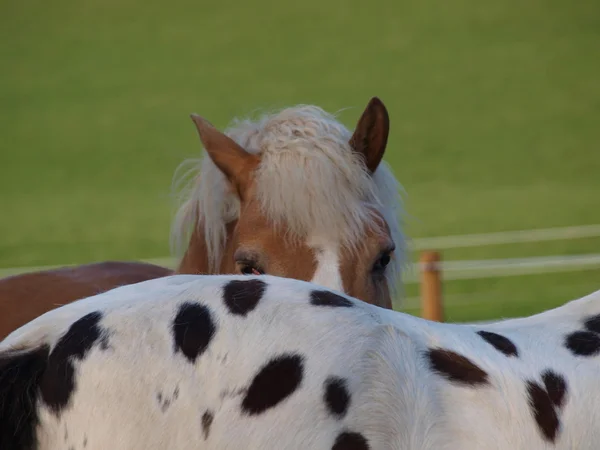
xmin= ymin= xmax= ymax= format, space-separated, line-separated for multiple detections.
xmin=411 ymin=224 xmax=600 ymax=250
xmin=402 ymin=253 xmax=600 ymax=283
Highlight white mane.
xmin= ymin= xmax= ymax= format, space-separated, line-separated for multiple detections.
xmin=170 ymin=104 xmax=406 ymax=294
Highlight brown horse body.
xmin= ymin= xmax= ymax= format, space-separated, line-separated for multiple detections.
xmin=0 ymin=97 xmax=406 ymax=339
xmin=0 ymin=262 xmax=172 ymax=339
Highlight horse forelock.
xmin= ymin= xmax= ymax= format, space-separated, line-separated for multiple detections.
xmin=170 ymin=104 xmax=406 ymax=294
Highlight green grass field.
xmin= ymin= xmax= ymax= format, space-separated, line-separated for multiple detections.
xmin=1 ymin=0 xmax=599 ymax=322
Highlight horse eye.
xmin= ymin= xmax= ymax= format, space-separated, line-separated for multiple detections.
xmin=238 ymin=263 xmax=264 ymax=276
xmin=373 ymin=252 xmax=391 ymax=273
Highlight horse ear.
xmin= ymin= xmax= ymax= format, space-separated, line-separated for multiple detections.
xmin=348 ymin=97 xmax=390 ymax=174
xmin=190 ymin=114 xmax=259 ymax=200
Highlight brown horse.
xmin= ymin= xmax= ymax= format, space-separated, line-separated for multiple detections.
xmin=0 ymin=97 xmax=406 ymax=339
xmin=0 ymin=261 xmax=172 ymax=340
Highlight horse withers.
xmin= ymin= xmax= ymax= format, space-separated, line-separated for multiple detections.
xmin=0 ymin=97 xmax=406 ymax=339
xmin=2 ymin=274 xmax=599 ymax=449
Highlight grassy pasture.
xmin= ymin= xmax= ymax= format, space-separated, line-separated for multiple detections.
xmin=1 ymin=0 xmax=599 ymax=321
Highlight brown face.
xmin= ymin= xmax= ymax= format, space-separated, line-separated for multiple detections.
xmin=183 ymin=96 xmax=397 ymax=309
xmin=336 ymin=209 xmax=395 ymax=309
xmin=224 ymin=196 xmax=395 ymax=309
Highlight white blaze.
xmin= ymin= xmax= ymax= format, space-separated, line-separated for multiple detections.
xmin=307 ymin=236 xmax=344 ymax=293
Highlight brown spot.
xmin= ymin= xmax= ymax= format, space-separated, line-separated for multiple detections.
xmin=332 ymin=430 xmax=370 ymax=450
xmin=427 ymin=348 xmax=489 ymax=386
xmin=324 ymin=376 xmax=351 ymax=418
xmin=526 ymin=380 xmax=561 ymax=442
xmin=222 ymin=278 xmax=266 ymax=317
xmin=564 ymin=330 xmax=600 ymax=356
xmin=241 ymin=353 xmax=304 ymax=415
xmin=201 ymin=410 xmax=213 ymax=439
xmin=541 ymin=370 xmax=568 ymax=409
xmin=476 ymin=330 xmax=519 ymax=357
xmin=310 ymin=291 xmax=354 ymax=308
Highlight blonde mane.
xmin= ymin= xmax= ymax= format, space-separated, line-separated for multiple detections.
xmin=170 ymin=104 xmax=407 ymax=295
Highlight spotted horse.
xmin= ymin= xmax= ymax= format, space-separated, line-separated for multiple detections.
xmin=2 ymin=274 xmax=599 ymax=449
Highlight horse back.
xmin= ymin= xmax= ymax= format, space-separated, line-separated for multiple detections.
xmin=0 ymin=261 xmax=172 ymax=339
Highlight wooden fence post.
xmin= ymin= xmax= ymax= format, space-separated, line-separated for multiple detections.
xmin=420 ymin=251 xmax=444 ymax=322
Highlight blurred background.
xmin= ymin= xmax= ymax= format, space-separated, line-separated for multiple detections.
xmin=2 ymin=0 xmax=599 ymax=322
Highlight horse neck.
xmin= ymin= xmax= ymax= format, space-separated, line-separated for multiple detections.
xmin=176 ymin=220 xmax=237 ymax=275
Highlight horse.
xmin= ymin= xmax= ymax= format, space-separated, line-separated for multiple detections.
xmin=0 ymin=97 xmax=406 ymax=339
xmin=1 ymin=273 xmax=599 ymax=450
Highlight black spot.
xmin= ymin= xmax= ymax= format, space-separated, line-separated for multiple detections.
xmin=99 ymin=334 xmax=111 ymax=351
xmin=83 ymin=435 xmax=88 ymax=447
xmin=0 ymin=345 xmax=49 ymax=450
xmin=526 ymin=380 xmax=561 ymax=442
xmin=324 ymin=376 xmax=351 ymax=418
xmin=541 ymin=370 xmax=568 ymax=409
xmin=156 ymin=386 xmax=181 ymax=412
xmin=172 ymin=302 xmax=216 ymax=364
xmin=156 ymin=391 xmax=171 ymax=412
xmin=476 ymin=330 xmax=519 ymax=357
xmin=427 ymin=348 xmax=489 ymax=386
xmin=310 ymin=290 xmax=353 ymax=308
xmin=332 ymin=431 xmax=370 ymax=450
xmin=584 ymin=314 xmax=600 ymax=334
xmin=564 ymin=330 xmax=600 ymax=356
xmin=201 ymin=410 xmax=213 ymax=439
xmin=222 ymin=279 xmax=266 ymax=316
xmin=39 ymin=311 xmax=104 ymax=414
xmin=241 ymin=354 xmax=304 ymax=415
